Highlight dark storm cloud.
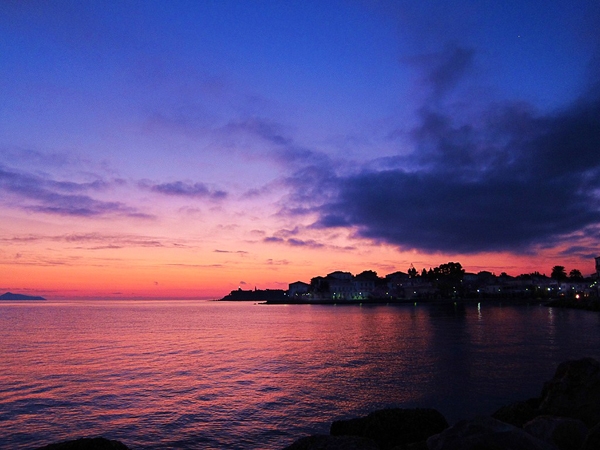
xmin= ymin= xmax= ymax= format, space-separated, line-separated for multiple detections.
xmin=146 ymin=181 xmax=227 ymax=200
xmin=0 ymin=166 xmax=148 ymax=218
xmin=307 ymin=48 xmax=600 ymax=254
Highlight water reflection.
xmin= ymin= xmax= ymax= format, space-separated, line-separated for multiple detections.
xmin=1 ymin=301 xmax=600 ymax=450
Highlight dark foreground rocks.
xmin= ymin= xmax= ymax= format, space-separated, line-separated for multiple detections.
xmin=523 ymin=416 xmax=588 ymax=450
xmin=330 ymin=408 xmax=448 ymax=450
xmin=283 ymin=435 xmax=380 ymax=450
xmin=427 ymin=416 xmax=557 ymax=450
xmin=35 ymin=437 xmax=130 ymax=450
xmin=283 ymin=408 xmax=448 ymax=450
xmin=539 ymin=357 xmax=600 ymax=427
xmin=284 ymin=357 xmax=600 ymax=450
xmin=492 ymin=357 xmax=600 ymax=428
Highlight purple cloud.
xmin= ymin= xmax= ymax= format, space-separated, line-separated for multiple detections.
xmin=0 ymin=232 xmax=189 ymax=250
xmin=264 ymin=236 xmax=284 ymax=243
xmin=291 ymin=47 xmax=600 ymax=254
xmin=146 ymin=181 xmax=227 ymax=199
xmin=0 ymin=166 xmax=148 ymax=218
xmin=287 ymin=238 xmax=324 ymax=248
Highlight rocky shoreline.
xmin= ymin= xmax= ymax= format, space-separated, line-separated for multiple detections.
xmin=33 ymin=357 xmax=600 ymax=450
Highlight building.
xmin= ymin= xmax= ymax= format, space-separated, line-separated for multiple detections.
xmin=288 ymin=281 xmax=310 ymax=299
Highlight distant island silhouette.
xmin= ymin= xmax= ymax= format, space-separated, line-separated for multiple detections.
xmin=0 ymin=292 xmax=46 ymax=301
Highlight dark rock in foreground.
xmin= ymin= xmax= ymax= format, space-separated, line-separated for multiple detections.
xmin=492 ymin=397 xmax=541 ymax=428
xmin=283 ymin=357 xmax=600 ymax=450
xmin=0 ymin=291 xmax=46 ymax=300
xmin=426 ymin=416 xmax=557 ymax=450
xmin=34 ymin=437 xmax=130 ymax=450
xmin=492 ymin=357 xmax=600 ymax=430
xmin=330 ymin=408 xmax=449 ymax=450
xmin=523 ymin=416 xmax=588 ymax=450
xmin=539 ymin=357 xmax=600 ymax=427
xmin=582 ymin=422 xmax=600 ymax=450
xmin=282 ymin=435 xmax=380 ymax=450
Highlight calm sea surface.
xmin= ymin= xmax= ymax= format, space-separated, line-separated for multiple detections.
xmin=1 ymin=300 xmax=599 ymax=450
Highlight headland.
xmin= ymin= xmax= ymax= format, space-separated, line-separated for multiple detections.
xmin=0 ymin=292 xmax=46 ymax=301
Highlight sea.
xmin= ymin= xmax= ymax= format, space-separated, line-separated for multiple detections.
xmin=1 ymin=300 xmax=599 ymax=450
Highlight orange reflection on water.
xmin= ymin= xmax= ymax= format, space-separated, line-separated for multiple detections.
xmin=2 ymin=301 xmax=600 ymax=450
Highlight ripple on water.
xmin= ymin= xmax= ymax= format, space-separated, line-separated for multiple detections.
xmin=1 ymin=301 xmax=600 ymax=450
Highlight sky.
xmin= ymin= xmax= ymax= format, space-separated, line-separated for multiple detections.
xmin=1 ymin=0 xmax=599 ymax=299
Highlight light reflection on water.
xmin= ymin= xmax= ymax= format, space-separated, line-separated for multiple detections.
xmin=1 ymin=300 xmax=599 ymax=450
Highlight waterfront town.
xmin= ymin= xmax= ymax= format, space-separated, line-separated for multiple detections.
xmin=221 ymin=257 xmax=600 ymax=303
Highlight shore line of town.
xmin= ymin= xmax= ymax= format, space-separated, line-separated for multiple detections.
xmin=261 ymin=296 xmax=545 ymax=306
xmin=218 ymin=261 xmax=600 ymax=309
xmin=263 ymin=297 xmax=600 ymax=313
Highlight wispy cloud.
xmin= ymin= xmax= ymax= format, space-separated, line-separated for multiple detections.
xmin=0 ymin=232 xmax=188 ymax=249
xmin=165 ymin=263 xmax=223 ymax=268
xmin=0 ymin=166 xmax=149 ymax=218
xmin=262 ymin=236 xmax=354 ymax=251
xmin=214 ymin=249 xmax=248 ymax=254
xmin=140 ymin=180 xmax=227 ymax=200
xmin=223 ymin=117 xmax=333 ymax=168
xmin=266 ymin=258 xmax=289 ymax=265
xmin=287 ymin=238 xmax=324 ymax=248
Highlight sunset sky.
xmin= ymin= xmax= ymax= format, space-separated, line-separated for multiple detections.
xmin=1 ymin=1 xmax=599 ymax=299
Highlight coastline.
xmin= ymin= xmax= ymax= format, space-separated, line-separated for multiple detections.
xmin=260 ymin=297 xmax=549 ymax=306
xmin=249 ymin=296 xmax=600 ymax=311
xmin=546 ymin=297 xmax=600 ymax=311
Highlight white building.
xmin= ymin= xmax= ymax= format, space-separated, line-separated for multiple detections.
xmin=288 ymin=281 xmax=310 ymax=298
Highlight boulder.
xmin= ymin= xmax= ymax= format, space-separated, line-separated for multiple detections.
xmin=426 ymin=416 xmax=558 ymax=450
xmin=581 ymin=422 xmax=600 ymax=450
xmin=34 ymin=437 xmax=130 ymax=450
xmin=282 ymin=434 xmax=380 ymax=450
xmin=330 ymin=408 xmax=448 ymax=450
xmin=492 ymin=397 xmax=541 ymax=428
xmin=539 ymin=357 xmax=600 ymax=427
xmin=523 ymin=416 xmax=588 ymax=450
xmin=391 ymin=441 xmax=428 ymax=450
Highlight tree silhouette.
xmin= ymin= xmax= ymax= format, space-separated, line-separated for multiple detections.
xmin=551 ymin=266 xmax=567 ymax=281
xmin=569 ymin=269 xmax=583 ymax=280
xmin=356 ymin=270 xmax=379 ymax=281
